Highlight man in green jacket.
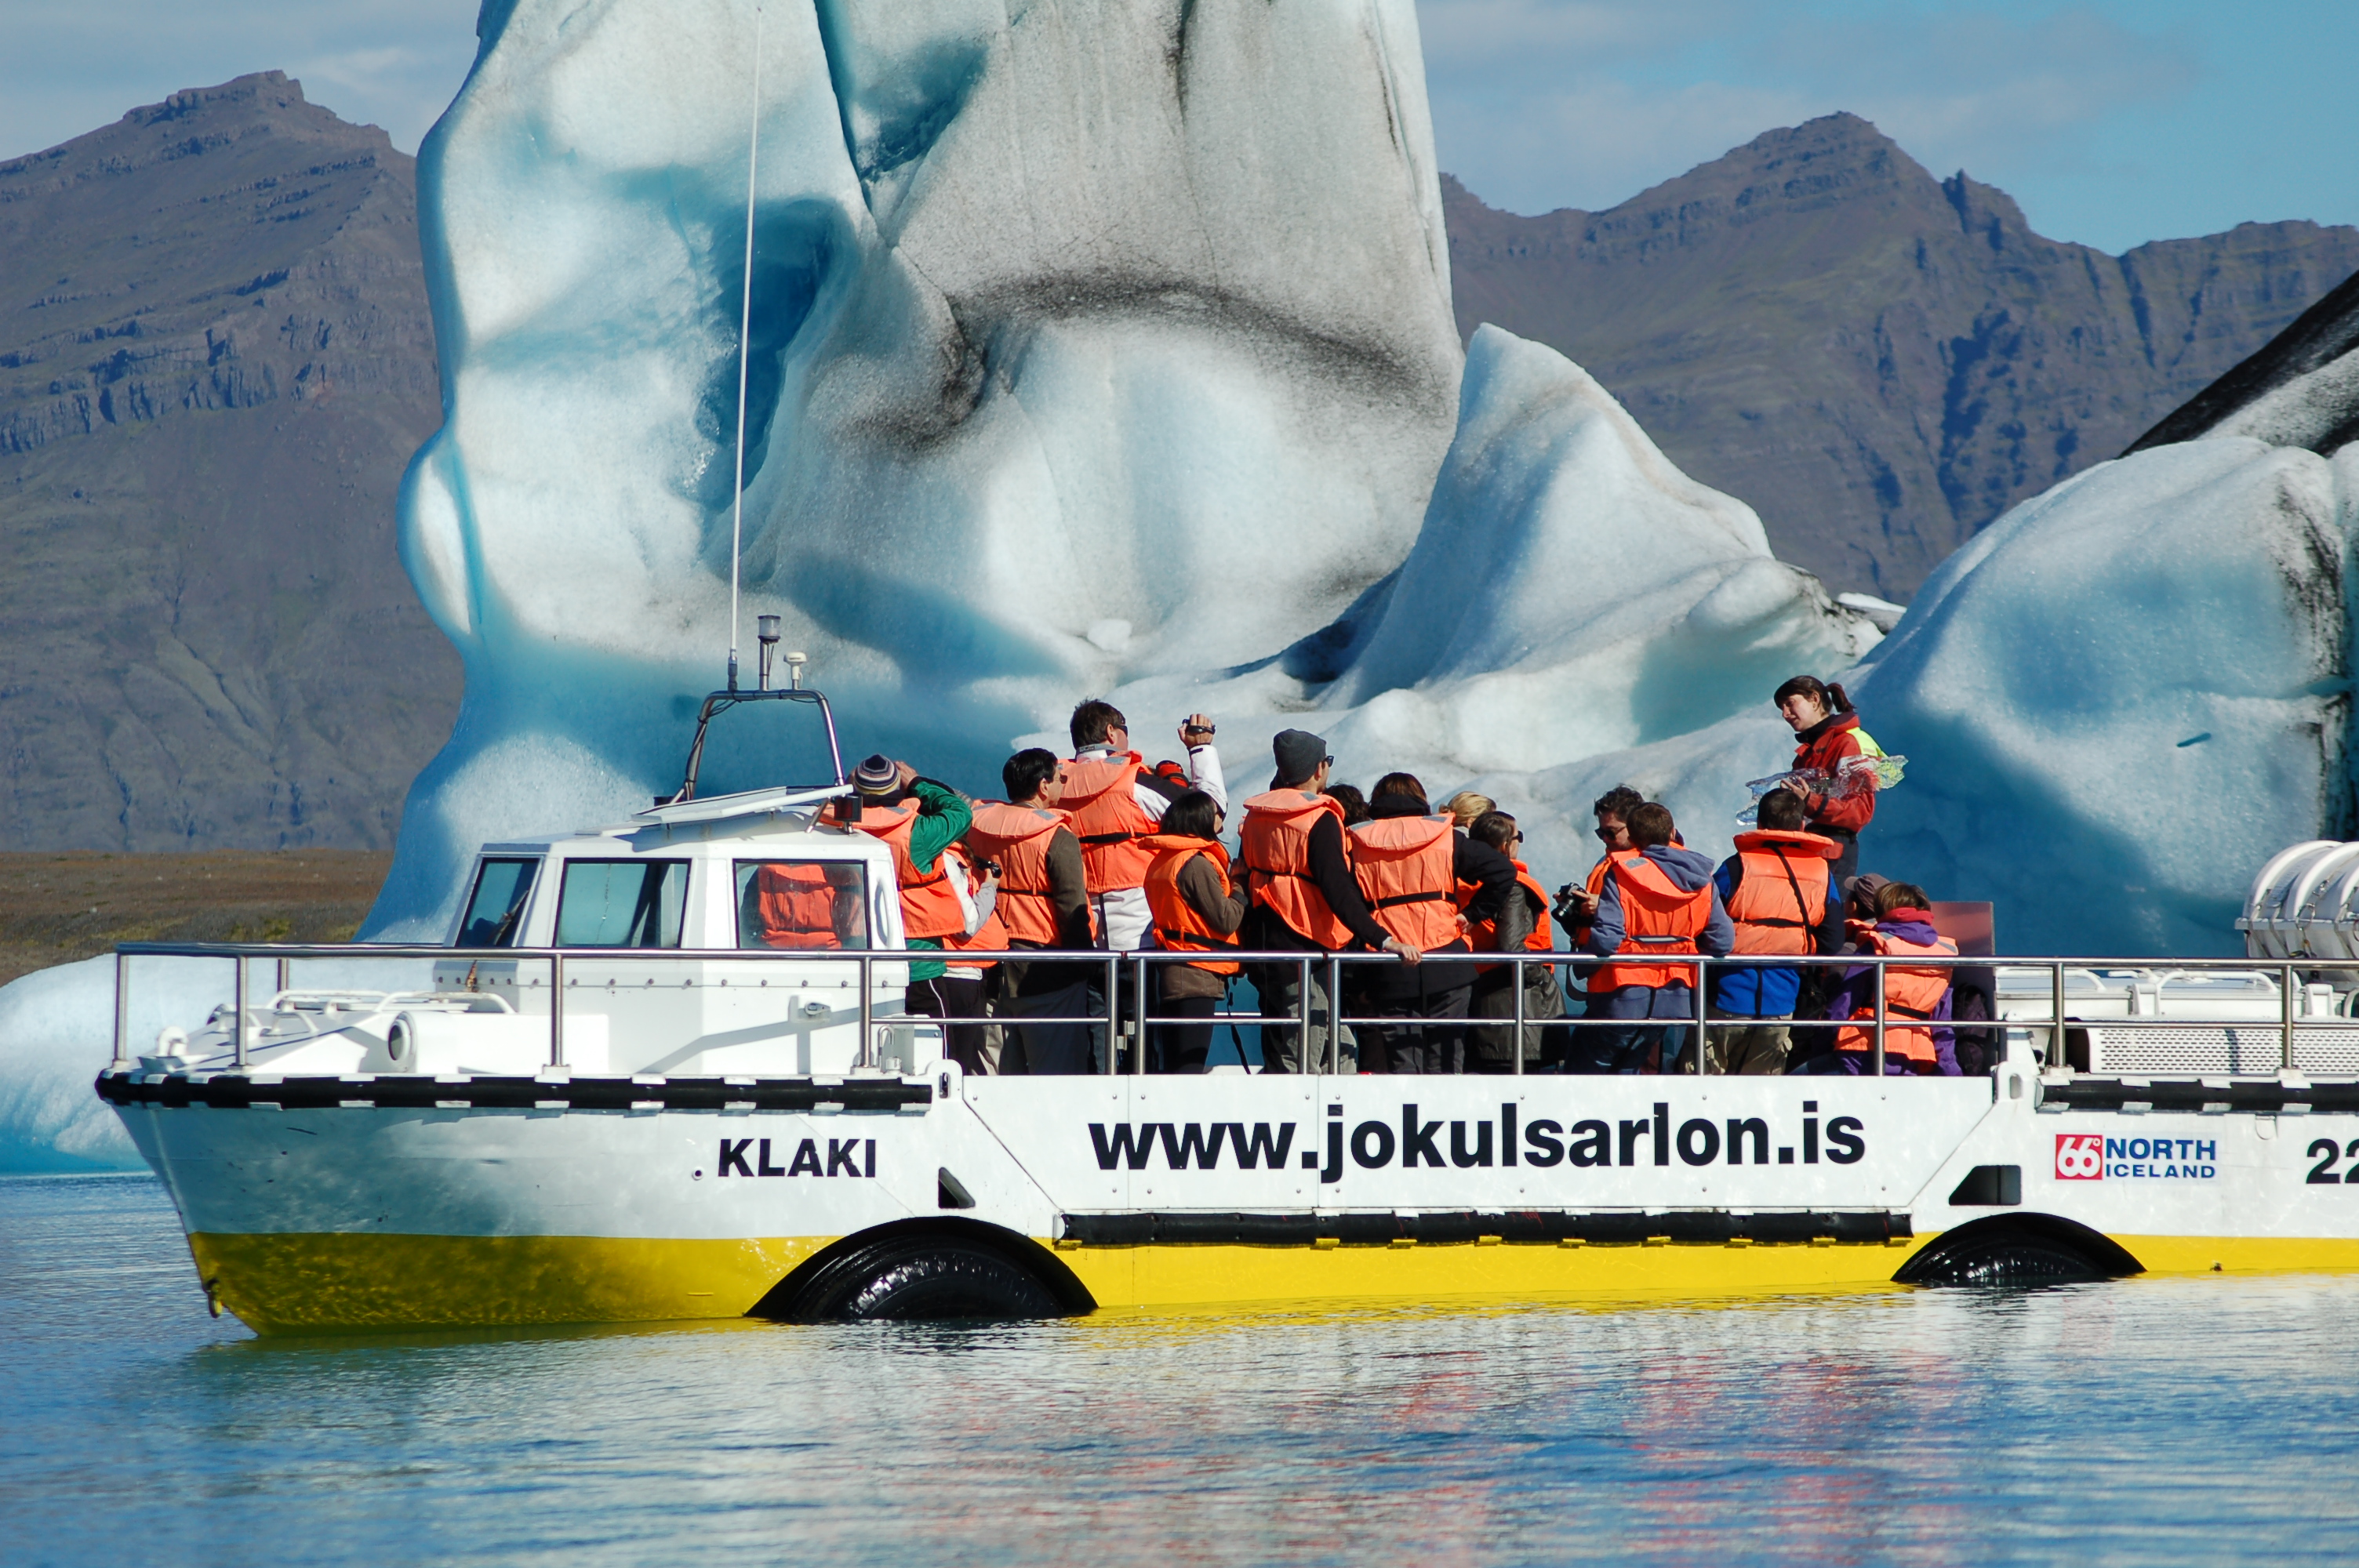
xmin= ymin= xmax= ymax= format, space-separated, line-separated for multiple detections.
xmin=844 ymin=753 xmax=979 ymax=1062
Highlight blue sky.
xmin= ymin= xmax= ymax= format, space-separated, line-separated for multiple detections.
xmin=1 ymin=0 xmax=2350 ymax=254
xmin=1419 ymin=0 xmax=2359 ymax=250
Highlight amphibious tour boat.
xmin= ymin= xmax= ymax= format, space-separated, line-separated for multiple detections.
xmin=96 ymin=658 xmax=2359 ymax=1332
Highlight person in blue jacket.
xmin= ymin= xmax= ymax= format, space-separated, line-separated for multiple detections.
xmin=1578 ymin=803 xmax=1734 ymax=1073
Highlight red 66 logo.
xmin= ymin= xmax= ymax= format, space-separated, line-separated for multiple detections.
xmin=2054 ymin=1134 xmax=2105 ymax=1181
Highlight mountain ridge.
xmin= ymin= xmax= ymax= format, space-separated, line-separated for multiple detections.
xmin=0 ymin=72 xmax=457 ymax=853
xmin=1443 ymin=112 xmax=2359 ymax=593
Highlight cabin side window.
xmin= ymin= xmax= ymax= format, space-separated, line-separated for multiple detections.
xmin=555 ymin=860 xmax=691 ymax=949
xmin=456 ymin=857 xmax=540 ymax=948
xmin=735 ymin=859 xmax=871 ymax=950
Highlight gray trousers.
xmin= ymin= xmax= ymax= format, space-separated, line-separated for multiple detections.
xmin=1250 ymin=962 xmax=1339 ymax=1074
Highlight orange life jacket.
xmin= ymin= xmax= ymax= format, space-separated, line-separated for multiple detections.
xmin=1726 ymin=828 xmax=1837 ymax=956
xmin=1140 ymin=834 xmax=1241 ymax=976
xmin=753 ymin=862 xmax=847 ymax=949
xmin=850 ymin=800 xmax=965 ymax=942
xmin=1465 ymin=859 xmax=1554 ymax=974
xmin=1348 ymin=813 xmax=1462 ymax=953
xmin=1590 ymin=849 xmax=1712 ymax=991
xmin=1834 ymin=929 xmax=1957 ymax=1067
xmin=1061 ymin=751 xmax=1158 ymax=894
xmin=965 ymin=802 xmax=1094 ymax=947
xmin=1239 ymin=789 xmax=1354 ymax=949
xmin=937 ymin=844 xmax=1008 ymax=971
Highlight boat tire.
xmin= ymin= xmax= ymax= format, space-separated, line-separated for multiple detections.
xmin=1895 ymin=1214 xmax=2140 ymax=1288
xmin=786 ymin=1236 xmax=1065 ymax=1323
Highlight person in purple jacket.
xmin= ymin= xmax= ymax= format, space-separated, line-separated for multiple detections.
xmin=1802 ymin=881 xmax=1961 ymax=1075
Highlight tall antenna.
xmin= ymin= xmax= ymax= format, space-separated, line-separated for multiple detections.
xmin=728 ymin=4 xmax=764 ymax=692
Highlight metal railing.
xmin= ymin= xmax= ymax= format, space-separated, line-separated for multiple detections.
xmin=110 ymin=942 xmax=2359 ymax=1080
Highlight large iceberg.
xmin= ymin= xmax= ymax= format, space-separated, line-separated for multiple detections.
xmin=370 ymin=0 xmax=2359 ymax=952
xmin=383 ymin=0 xmax=1463 ymax=936
xmin=1099 ymin=325 xmax=1881 ymax=891
xmin=1851 ymin=439 xmax=2357 ymax=953
xmin=1103 ymin=350 xmax=2359 ymax=957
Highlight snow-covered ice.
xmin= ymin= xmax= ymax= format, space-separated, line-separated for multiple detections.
xmin=0 ymin=955 xmax=435 ymax=1173
xmin=372 ymin=1 xmax=2359 ymax=955
xmin=1849 ymin=439 xmax=2358 ymax=953
xmin=0 ymin=956 xmax=225 ymax=1171
xmin=382 ymin=0 xmax=1462 ymax=939
xmin=1093 ymin=325 xmax=1883 ymax=898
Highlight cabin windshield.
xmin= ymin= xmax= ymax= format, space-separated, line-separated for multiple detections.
xmin=556 ymin=860 xmax=690 ymax=949
xmin=735 ymin=859 xmax=871 ymax=950
xmin=680 ymin=691 xmax=842 ymax=801
xmin=456 ymin=857 xmax=540 ymax=947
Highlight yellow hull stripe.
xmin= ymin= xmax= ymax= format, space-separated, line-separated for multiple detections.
xmin=187 ymin=1232 xmax=831 ymax=1335
xmin=2107 ymin=1235 xmax=2359 ymax=1276
xmin=187 ymin=1230 xmax=2359 ymax=1334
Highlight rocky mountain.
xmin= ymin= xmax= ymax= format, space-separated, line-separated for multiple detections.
xmin=0 ymin=73 xmax=458 ymax=851
xmin=1443 ymin=114 xmax=2359 ymax=597
xmin=2131 ymin=265 xmax=2359 ymax=457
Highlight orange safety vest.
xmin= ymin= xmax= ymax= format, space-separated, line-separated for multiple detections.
xmin=850 ymin=800 xmax=966 ymax=942
xmin=1726 ymin=828 xmax=1838 ymax=956
xmin=965 ymin=802 xmax=1094 ymax=947
xmin=1590 ymin=849 xmax=1712 ymax=991
xmin=753 ymin=862 xmax=846 ymax=949
xmin=937 ymin=844 xmax=1008 ymax=971
xmin=1464 ymin=859 xmax=1554 ymax=974
xmin=1349 ymin=814 xmax=1462 ymax=953
xmin=1834 ymin=929 xmax=1957 ymax=1067
xmin=1061 ymin=751 xmax=1159 ymax=894
xmin=1238 ymin=789 xmax=1354 ymax=949
xmin=1140 ymin=834 xmax=1241 ymax=976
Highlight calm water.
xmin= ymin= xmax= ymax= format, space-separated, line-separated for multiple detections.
xmin=5 ymin=1175 xmax=2357 ymax=1566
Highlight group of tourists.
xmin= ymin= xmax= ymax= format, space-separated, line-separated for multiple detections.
xmin=810 ymin=674 xmax=1969 ymax=1079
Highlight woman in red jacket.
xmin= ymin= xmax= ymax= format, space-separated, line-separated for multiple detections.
xmin=1773 ymin=675 xmax=1875 ymax=886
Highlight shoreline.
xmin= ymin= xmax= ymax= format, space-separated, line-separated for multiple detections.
xmin=0 ymin=850 xmax=391 ymax=988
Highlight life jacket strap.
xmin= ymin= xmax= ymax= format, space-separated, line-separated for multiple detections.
xmin=1626 ymin=935 xmax=1699 ymax=946
xmin=1372 ymin=890 xmax=1449 ymax=909
xmin=1772 ymin=847 xmax=1816 ymax=942
xmin=1157 ymin=927 xmax=1240 ymax=950
xmin=1078 ymin=831 xmax=1139 ymax=847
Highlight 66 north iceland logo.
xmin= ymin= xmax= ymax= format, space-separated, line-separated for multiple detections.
xmin=2055 ymin=1134 xmax=2104 ymax=1180
xmin=2055 ymin=1131 xmax=2216 ymax=1181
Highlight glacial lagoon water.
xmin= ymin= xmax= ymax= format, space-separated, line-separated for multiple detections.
xmin=5 ymin=1174 xmax=2358 ymax=1566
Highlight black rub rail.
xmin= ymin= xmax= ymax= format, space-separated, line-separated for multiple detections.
xmin=94 ymin=1072 xmax=934 ymax=1113
xmin=2040 ymin=1077 xmax=2359 ymax=1114
xmin=1057 ymin=1208 xmax=1911 ymax=1247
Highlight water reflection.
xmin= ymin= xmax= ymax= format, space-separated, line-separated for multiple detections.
xmin=5 ymin=1175 xmax=2357 ymax=1565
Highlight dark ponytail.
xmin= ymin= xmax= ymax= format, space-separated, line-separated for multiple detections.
xmin=1773 ymin=674 xmax=1855 ymax=717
